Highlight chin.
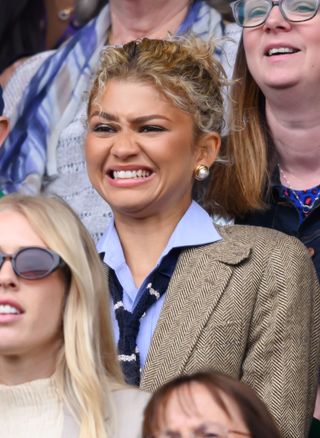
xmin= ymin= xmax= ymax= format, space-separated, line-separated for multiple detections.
xmin=0 ymin=343 xmax=22 ymax=356
xmin=107 ymin=193 xmax=160 ymax=217
xmin=261 ymin=77 xmax=300 ymax=93
xmin=113 ymin=204 xmax=153 ymax=219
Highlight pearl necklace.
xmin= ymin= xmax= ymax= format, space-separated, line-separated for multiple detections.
xmin=278 ymin=164 xmax=320 ymax=214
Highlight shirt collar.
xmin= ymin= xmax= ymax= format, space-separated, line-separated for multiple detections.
xmin=97 ymin=201 xmax=222 ymax=270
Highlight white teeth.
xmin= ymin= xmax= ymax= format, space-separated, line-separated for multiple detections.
xmin=113 ymin=169 xmax=151 ymax=179
xmin=268 ymin=47 xmax=295 ymax=56
xmin=0 ymin=304 xmax=21 ymax=314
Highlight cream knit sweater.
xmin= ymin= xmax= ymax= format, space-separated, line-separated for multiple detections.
xmin=0 ymin=376 xmax=150 ymax=438
xmin=0 ymin=376 xmax=63 ymax=438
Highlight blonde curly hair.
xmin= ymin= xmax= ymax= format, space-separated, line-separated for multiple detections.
xmin=88 ymin=36 xmax=228 ymax=134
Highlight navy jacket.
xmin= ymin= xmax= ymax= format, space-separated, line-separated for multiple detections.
xmin=237 ymin=178 xmax=320 ymax=280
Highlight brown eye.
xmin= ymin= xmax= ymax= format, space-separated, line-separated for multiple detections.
xmin=139 ymin=125 xmax=166 ymax=133
xmin=93 ymin=124 xmax=117 ymax=133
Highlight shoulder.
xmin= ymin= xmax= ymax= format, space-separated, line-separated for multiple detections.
xmin=223 ymin=22 xmax=242 ymax=39
xmin=4 ymin=51 xmax=54 ymax=118
xmin=217 ymin=21 xmax=241 ymax=79
xmin=218 ymin=223 xmax=307 ymax=251
xmin=112 ymin=387 xmax=150 ymax=407
xmin=214 ymin=224 xmax=315 ymax=277
xmin=188 ymin=223 xmax=312 ymax=270
xmin=62 ymin=387 xmax=150 ymax=438
xmin=112 ymin=388 xmax=150 ymax=438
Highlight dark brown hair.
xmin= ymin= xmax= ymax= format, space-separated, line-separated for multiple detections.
xmin=143 ymin=371 xmax=281 ymax=438
xmin=207 ymin=36 xmax=272 ymax=218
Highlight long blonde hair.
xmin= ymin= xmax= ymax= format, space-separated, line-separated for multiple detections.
xmin=0 ymin=194 xmax=124 ymax=438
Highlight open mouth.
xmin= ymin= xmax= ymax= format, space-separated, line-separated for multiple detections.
xmin=265 ymin=47 xmax=300 ymax=57
xmin=0 ymin=304 xmax=23 ymax=315
xmin=109 ymin=169 xmax=153 ymax=180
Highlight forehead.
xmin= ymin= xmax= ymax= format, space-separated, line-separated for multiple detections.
xmin=91 ymin=79 xmax=193 ymax=124
xmin=154 ymin=381 xmax=250 ymax=438
xmin=158 ymin=383 xmax=230 ymax=427
xmin=94 ymin=79 xmax=171 ymax=109
xmin=0 ymin=209 xmax=46 ymax=251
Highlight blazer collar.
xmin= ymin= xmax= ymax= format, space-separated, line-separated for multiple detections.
xmin=141 ymin=234 xmax=251 ymax=389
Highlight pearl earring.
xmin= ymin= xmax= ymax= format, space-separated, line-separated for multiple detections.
xmin=194 ymin=164 xmax=209 ymax=181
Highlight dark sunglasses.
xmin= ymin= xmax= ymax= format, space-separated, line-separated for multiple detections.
xmin=0 ymin=246 xmax=66 ymax=280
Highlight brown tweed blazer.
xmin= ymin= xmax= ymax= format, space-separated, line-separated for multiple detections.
xmin=134 ymin=225 xmax=320 ymax=438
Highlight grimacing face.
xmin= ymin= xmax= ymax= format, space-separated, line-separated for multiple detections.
xmin=0 ymin=210 xmax=66 ymax=375
xmin=86 ymin=79 xmax=220 ymax=221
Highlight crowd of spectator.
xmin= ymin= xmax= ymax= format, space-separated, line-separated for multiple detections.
xmin=0 ymin=1 xmax=320 ymax=437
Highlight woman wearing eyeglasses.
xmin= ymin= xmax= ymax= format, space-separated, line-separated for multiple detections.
xmin=0 ymin=194 xmax=149 ymax=437
xmin=209 ymin=1 xmax=320 ymax=436
xmin=143 ymin=371 xmax=281 ymax=438
xmin=85 ymin=37 xmax=320 ymax=438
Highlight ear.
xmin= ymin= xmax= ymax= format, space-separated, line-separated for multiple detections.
xmin=194 ymin=131 xmax=221 ymax=168
xmin=0 ymin=117 xmax=9 ymax=146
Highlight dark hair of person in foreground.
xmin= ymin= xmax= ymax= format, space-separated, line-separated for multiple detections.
xmin=143 ymin=371 xmax=281 ymax=438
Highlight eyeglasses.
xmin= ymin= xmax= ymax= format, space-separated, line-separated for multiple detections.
xmin=151 ymin=422 xmax=251 ymax=438
xmin=0 ymin=247 xmax=65 ymax=280
xmin=231 ymin=0 xmax=320 ymax=27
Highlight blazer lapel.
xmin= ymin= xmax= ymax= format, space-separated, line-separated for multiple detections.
xmin=141 ymin=238 xmax=251 ymax=390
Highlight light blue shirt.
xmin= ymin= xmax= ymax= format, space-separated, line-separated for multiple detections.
xmin=97 ymin=201 xmax=222 ymax=368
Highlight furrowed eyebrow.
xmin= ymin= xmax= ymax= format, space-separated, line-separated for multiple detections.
xmin=89 ymin=111 xmax=119 ymax=121
xmin=130 ymin=115 xmax=170 ymax=124
xmin=89 ymin=111 xmax=170 ymax=124
xmin=161 ymin=431 xmax=179 ymax=438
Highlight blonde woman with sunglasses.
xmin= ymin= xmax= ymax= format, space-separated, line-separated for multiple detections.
xmin=0 ymin=194 xmax=149 ymax=438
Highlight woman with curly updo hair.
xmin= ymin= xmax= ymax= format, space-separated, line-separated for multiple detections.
xmin=1 ymin=0 xmax=241 ymax=243
xmin=85 ymin=37 xmax=320 ymax=438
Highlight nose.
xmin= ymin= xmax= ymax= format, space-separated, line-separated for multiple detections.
xmin=111 ymin=131 xmax=140 ymax=160
xmin=0 ymin=259 xmax=19 ymax=290
xmin=263 ymin=4 xmax=292 ymax=30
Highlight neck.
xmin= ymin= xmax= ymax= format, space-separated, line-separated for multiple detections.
xmin=265 ymin=98 xmax=320 ymax=189
xmin=108 ymin=0 xmax=190 ymax=44
xmin=0 ymin=343 xmax=60 ymax=386
xmin=114 ymin=205 xmax=190 ymax=288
